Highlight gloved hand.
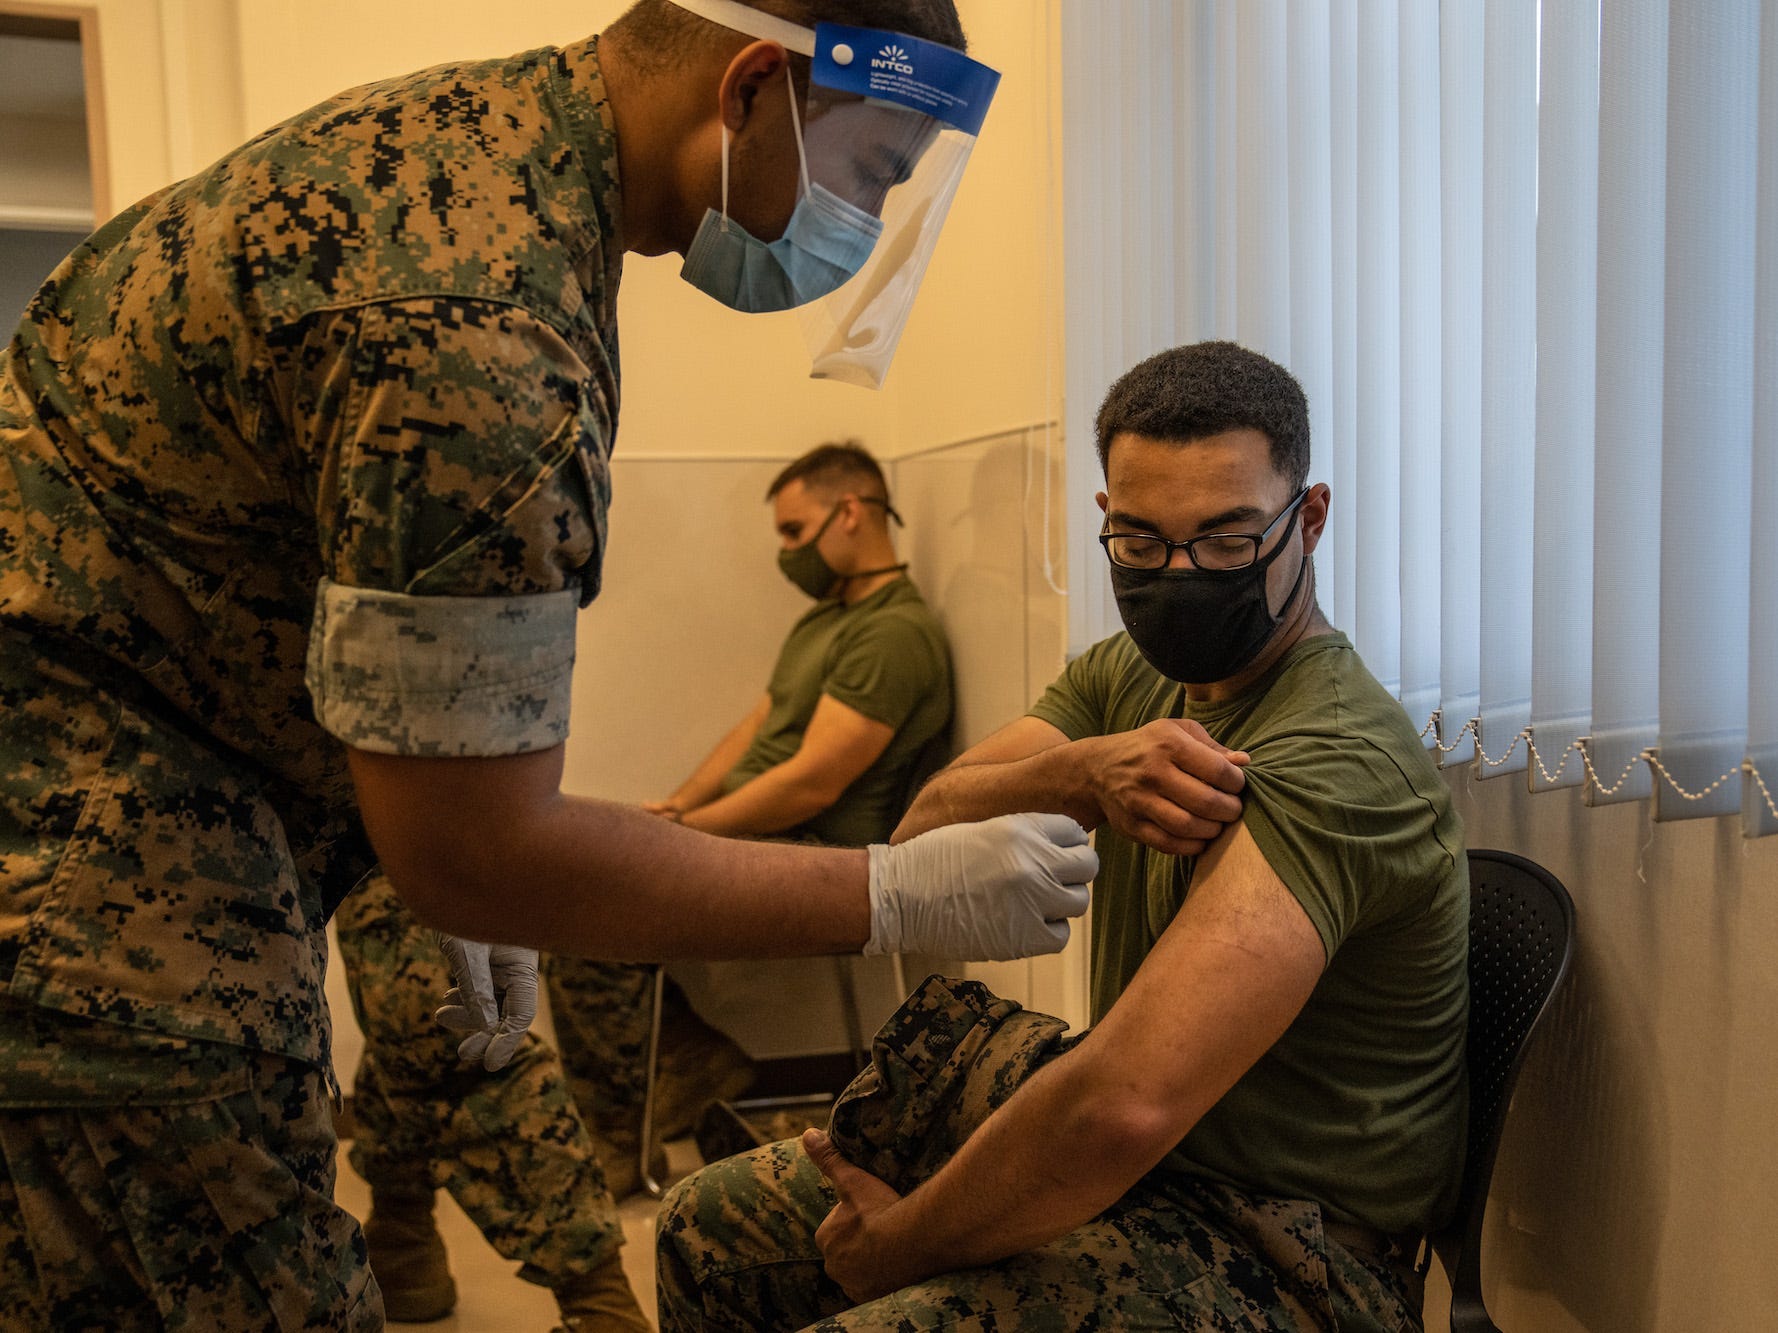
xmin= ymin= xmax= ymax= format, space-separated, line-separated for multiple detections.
xmin=864 ymin=813 xmax=1098 ymax=961
xmin=434 ymin=934 xmax=539 ymax=1072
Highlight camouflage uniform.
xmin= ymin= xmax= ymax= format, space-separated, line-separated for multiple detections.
xmin=657 ymin=977 xmax=1424 ymax=1332
xmin=0 ymin=34 xmax=624 ymax=1324
xmin=335 ymin=874 xmax=620 ymax=1286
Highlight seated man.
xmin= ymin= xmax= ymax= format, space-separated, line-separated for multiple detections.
xmin=547 ymin=441 xmax=953 ymax=1194
xmin=655 ymin=341 xmax=1469 ymax=1331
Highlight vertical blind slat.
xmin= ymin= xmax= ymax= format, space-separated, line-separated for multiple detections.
xmin=1439 ymin=0 xmax=1486 ymax=764
xmin=1353 ymin=0 xmax=1404 ymax=692
xmin=1476 ymin=0 xmax=1541 ymax=777
xmin=1528 ymin=0 xmax=1602 ymax=792
xmin=1746 ymin=0 xmax=1778 ymax=836
xmin=1398 ymin=0 xmax=1444 ymax=735
xmin=1586 ymin=0 xmax=1668 ymax=805
xmin=1654 ymin=0 xmax=1761 ymax=820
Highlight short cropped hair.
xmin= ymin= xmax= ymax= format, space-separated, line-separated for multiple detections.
xmin=610 ymin=0 xmax=966 ymax=75
xmin=767 ymin=440 xmax=891 ymax=504
xmin=1093 ymin=342 xmax=1311 ymax=493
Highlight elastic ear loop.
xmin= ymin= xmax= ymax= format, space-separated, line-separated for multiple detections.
xmin=723 ymin=64 xmax=810 ymax=233
xmin=719 ymin=123 xmax=731 ymax=233
xmin=785 ymin=67 xmax=813 ymax=198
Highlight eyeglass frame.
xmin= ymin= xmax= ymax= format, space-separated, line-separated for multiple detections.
xmin=1097 ymin=486 xmax=1311 ymax=572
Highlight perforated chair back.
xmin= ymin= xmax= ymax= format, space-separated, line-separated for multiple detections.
xmin=1429 ymin=850 xmax=1576 ymax=1333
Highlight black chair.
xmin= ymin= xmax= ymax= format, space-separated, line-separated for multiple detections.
xmin=1427 ymin=849 xmax=1577 ymax=1332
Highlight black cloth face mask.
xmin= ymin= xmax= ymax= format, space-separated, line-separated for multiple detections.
xmin=1109 ymin=501 xmax=1309 ymax=685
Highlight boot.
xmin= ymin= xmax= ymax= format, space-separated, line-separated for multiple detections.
xmin=362 ymin=1187 xmax=456 ymax=1323
xmin=550 ymin=1252 xmax=652 ymax=1333
xmin=651 ymin=1011 xmax=757 ymax=1142
xmin=590 ymin=1128 xmax=670 ymax=1202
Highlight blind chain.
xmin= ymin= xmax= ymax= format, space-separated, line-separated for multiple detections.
xmin=1417 ymin=714 xmax=1778 ymax=819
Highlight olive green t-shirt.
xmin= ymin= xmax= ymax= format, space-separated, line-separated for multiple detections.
xmin=723 ymin=577 xmax=952 ymax=847
xmin=1030 ymin=631 xmax=1468 ymax=1234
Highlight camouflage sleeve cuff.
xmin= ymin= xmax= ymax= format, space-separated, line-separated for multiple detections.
xmin=306 ymin=578 xmax=578 ymax=757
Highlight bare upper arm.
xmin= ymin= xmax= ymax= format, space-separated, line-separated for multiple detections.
xmin=347 ymin=745 xmax=565 ymax=920
xmin=1084 ymin=820 xmax=1327 ymax=1139
xmin=790 ymin=694 xmax=898 ymax=796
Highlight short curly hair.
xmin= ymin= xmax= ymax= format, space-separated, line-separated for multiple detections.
xmin=1093 ymin=342 xmax=1310 ymax=491
xmin=610 ymin=0 xmax=967 ymax=79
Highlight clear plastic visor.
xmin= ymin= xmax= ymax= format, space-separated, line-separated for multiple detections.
xmin=662 ymin=1 xmax=1000 ymax=387
xmin=795 ymin=84 xmax=980 ymax=387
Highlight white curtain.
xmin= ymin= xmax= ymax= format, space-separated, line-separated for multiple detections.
xmin=1060 ymin=0 xmax=1778 ymax=835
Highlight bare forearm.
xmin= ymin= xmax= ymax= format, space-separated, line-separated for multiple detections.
xmin=895 ymin=743 xmax=1103 ymax=842
xmin=879 ymin=1053 xmax=1168 ymax=1274
xmin=376 ymin=787 xmax=870 ymax=959
xmin=680 ymin=760 xmax=837 ymax=837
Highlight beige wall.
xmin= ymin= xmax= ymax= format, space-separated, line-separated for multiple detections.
xmin=1419 ymin=771 xmax=1778 ymax=1330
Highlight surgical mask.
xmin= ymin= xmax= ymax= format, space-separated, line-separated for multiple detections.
xmin=1109 ymin=509 xmax=1309 ymax=685
xmin=681 ymin=73 xmax=884 ymax=314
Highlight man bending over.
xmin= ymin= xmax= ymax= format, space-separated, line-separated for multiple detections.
xmin=655 ymin=340 xmax=1469 ymax=1332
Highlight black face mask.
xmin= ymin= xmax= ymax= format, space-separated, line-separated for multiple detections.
xmin=1110 ymin=506 xmax=1308 ymax=685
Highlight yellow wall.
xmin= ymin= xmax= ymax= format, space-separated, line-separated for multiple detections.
xmin=219 ymin=0 xmax=1055 ymax=462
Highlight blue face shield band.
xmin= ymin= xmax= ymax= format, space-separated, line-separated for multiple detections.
xmin=681 ymin=72 xmax=885 ymax=314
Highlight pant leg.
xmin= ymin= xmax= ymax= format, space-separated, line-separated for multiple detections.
xmin=335 ymin=873 xmax=623 ymax=1284
xmin=802 ymin=1175 xmax=1414 ymax=1333
xmin=662 ymin=976 xmax=1419 ymax=1333
xmin=0 ymin=1040 xmax=378 ymax=1332
xmin=656 ymin=1138 xmax=851 ymax=1333
xmin=542 ymin=954 xmax=679 ymax=1137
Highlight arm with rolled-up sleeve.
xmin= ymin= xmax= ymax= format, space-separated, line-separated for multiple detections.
xmin=302 ymin=297 xmax=607 ymax=760
xmin=296 ymin=299 xmax=1097 ymax=969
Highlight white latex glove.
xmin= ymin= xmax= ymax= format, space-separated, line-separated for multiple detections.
xmin=864 ymin=812 xmax=1098 ymax=961
xmin=434 ymin=935 xmax=539 ymax=1072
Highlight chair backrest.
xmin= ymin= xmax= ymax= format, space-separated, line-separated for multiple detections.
xmin=1429 ymin=849 xmax=1576 ymax=1333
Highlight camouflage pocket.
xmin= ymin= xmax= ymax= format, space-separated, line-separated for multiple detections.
xmin=825 ymin=974 xmax=1074 ymax=1195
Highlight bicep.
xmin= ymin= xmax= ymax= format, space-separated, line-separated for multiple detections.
xmin=347 ymin=745 xmax=564 ymax=918
xmin=790 ymin=694 xmax=897 ymax=789
xmin=1089 ymin=820 xmax=1326 ymax=1126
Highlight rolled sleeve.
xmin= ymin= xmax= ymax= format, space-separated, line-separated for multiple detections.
xmin=306 ymin=578 xmax=578 ymax=756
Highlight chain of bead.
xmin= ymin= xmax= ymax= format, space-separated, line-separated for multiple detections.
xmin=1416 ymin=714 xmax=1778 ymax=818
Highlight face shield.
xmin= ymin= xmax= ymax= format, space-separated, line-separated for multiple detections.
xmin=668 ymin=0 xmax=1001 ymax=388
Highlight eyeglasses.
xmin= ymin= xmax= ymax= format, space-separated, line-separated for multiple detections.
xmin=1099 ymin=487 xmax=1310 ymax=572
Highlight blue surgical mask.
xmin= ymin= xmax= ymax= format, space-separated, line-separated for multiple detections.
xmin=681 ymin=77 xmax=884 ymax=313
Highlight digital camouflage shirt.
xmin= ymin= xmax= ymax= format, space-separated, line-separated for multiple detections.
xmin=0 ymin=37 xmax=623 ymax=1076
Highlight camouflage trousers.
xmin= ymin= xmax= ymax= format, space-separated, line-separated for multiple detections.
xmin=334 ymin=873 xmax=622 ymax=1286
xmin=542 ymin=955 xmax=665 ymax=1135
xmin=657 ymin=976 xmax=1423 ymax=1332
xmin=0 ymin=1001 xmax=378 ymax=1331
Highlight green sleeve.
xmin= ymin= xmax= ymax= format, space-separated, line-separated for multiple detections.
xmin=1028 ymin=633 xmax=1137 ymax=740
xmin=1238 ymin=727 xmax=1461 ymax=959
xmin=822 ymin=610 xmax=944 ymax=730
